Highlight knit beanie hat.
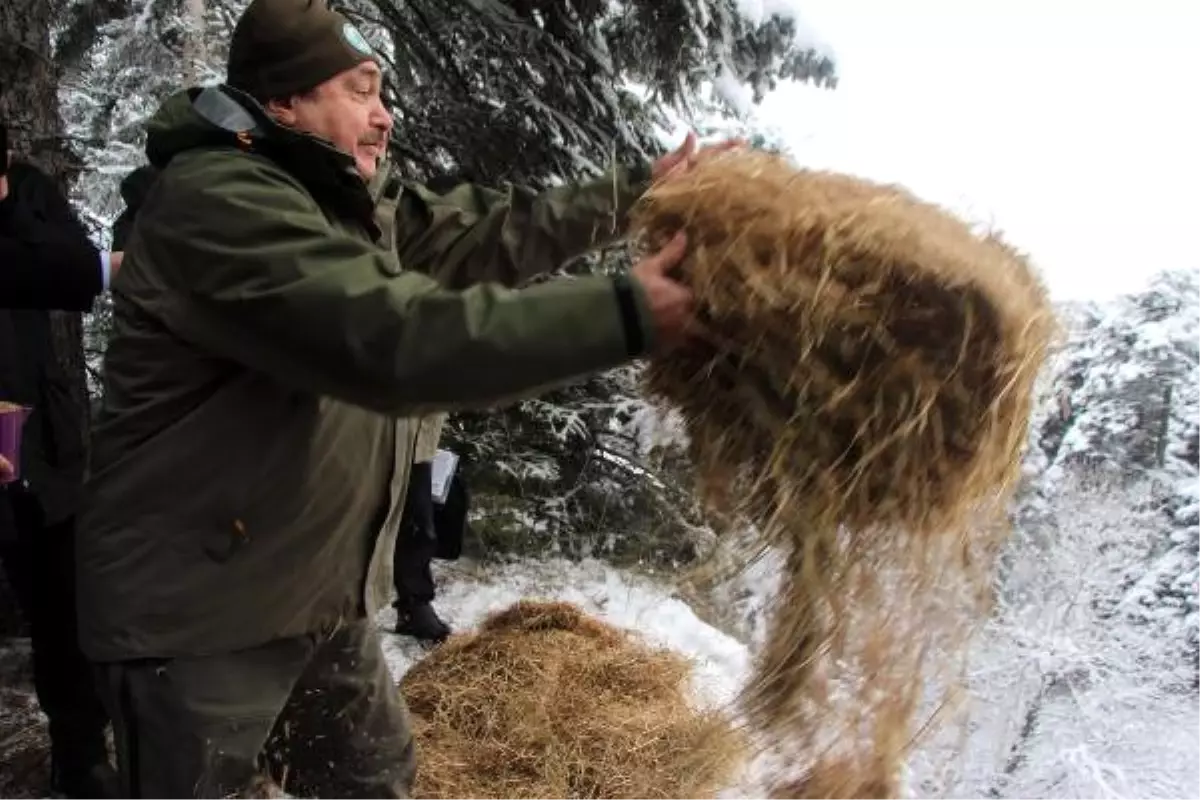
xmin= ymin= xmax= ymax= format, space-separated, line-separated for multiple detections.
xmin=226 ymin=0 xmax=379 ymax=103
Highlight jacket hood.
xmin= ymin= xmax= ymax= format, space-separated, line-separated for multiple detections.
xmin=146 ymin=85 xmax=350 ymax=168
xmin=144 ymin=87 xmax=237 ymax=169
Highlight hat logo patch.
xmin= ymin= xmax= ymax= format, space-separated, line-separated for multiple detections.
xmin=342 ymin=22 xmax=374 ymax=56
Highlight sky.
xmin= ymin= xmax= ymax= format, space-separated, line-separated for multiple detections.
xmin=746 ymin=0 xmax=1200 ymax=302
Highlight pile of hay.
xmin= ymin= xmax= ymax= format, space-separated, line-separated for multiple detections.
xmin=629 ymin=150 xmax=1056 ymax=796
xmin=401 ymin=600 xmax=744 ymax=799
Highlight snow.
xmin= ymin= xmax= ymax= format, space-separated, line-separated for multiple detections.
xmin=730 ymin=0 xmax=836 ymax=60
xmin=732 ymin=0 xmax=800 ymax=25
xmin=632 ymin=0 xmax=840 ymax=127
xmin=713 ymin=69 xmax=756 ymax=118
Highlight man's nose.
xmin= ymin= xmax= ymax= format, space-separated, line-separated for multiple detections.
xmin=372 ymin=99 xmax=394 ymax=135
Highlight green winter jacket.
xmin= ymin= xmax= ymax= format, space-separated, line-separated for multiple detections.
xmin=78 ymin=85 xmax=654 ymax=661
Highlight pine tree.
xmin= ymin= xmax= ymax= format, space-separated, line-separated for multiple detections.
xmin=342 ymin=0 xmax=834 ymax=185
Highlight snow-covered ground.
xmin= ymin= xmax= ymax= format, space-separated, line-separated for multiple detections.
xmin=378 ymin=555 xmax=1200 ymax=800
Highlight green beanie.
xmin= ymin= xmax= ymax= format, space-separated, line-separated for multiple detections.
xmin=226 ymin=0 xmax=379 ymax=103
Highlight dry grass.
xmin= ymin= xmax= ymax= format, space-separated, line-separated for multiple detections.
xmin=630 ymin=150 xmax=1056 ymax=797
xmin=401 ymin=600 xmax=745 ymax=799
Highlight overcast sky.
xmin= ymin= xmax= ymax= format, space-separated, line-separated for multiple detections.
xmin=751 ymin=0 xmax=1200 ymax=302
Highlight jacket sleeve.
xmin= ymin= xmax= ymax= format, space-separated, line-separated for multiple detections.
xmin=394 ymin=164 xmax=652 ymax=290
xmin=0 ymin=221 xmax=103 ymax=312
xmin=136 ymin=153 xmax=656 ymax=417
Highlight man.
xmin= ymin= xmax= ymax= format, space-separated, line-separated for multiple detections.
xmin=0 ymin=149 xmax=118 ymax=797
xmin=79 ymin=0 xmax=714 ymax=797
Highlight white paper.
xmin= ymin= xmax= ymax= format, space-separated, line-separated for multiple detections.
xmin=430 ymin=448 xmax=459 ymax=505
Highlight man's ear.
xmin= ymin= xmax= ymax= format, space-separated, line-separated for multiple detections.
xmin=264 ymin=97 xmax=297 ymax=126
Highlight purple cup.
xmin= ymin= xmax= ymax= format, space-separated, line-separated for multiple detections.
xmin=0 ymin=404 xmax=32 ymax=485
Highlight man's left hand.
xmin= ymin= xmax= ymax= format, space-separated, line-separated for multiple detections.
xmin=651 ymin=131 xmax=746 ymax=184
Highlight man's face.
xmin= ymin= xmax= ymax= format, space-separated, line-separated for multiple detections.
xmin=269 ymin=61 xmax=393 ymax=181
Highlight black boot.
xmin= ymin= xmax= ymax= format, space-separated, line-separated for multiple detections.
xmin=395 ymin=602 xmax=451 ymax=644
xmin=44 ymin=719 xmax=118 ymax=799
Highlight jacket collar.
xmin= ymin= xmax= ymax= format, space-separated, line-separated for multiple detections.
xmin=195 ymin=86 xmax=381 ymax=236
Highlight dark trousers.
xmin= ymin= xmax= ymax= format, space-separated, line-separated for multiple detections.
xmin=0 ymin=488 xmax=109 ymax=766
xmin=93 ymin=620 xmax=415 ymax=799
xmin=392 ymin=462 xmax=436 ymax=608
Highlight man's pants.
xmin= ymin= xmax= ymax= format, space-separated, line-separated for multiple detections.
xmin=0 ymin=489 xmax=110 ymax=767
xmin=392 ymin=461 xmax=437 ymax=608
xmin=93 ymin=620 xmax=416 ymax=799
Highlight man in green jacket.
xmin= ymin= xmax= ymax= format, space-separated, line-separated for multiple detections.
xmin=80 ymin=0 xmax=712 ymax=797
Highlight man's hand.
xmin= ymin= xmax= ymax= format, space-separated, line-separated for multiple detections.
xmin=652 ymin=131 xmax=746 ymax=184
xmin=0 ymin=454 xmax=14 ymax=483
xmin=630 ymin=232 xmax=696 ymax=350
xmin=0 ymin=150 xmax=10 ymax=203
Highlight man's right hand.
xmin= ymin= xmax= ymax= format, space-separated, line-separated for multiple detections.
xmin=0 ymin=150 xmax=9 ymax=203
xmin=630 ymin=232 xmax=696 ymax=351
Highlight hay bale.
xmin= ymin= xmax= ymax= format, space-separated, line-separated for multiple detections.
xmin=401 ymin=600 xmax=744 ymax=799
xmin=629 ymin=150 xmax=1056 ymax=795
xmin=632 ymin=149 xmax=1053 ymax=540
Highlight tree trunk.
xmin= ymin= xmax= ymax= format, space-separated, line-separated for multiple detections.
xmin=182 ymin=0 xmax=209 ymax=85
xmin=0 ymin=0 xmax=91 ymax=454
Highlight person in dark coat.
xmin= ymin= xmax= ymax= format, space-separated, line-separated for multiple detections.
xmin=0 ymin=168 xmax=120 ymax=307
xmin=390 ymin=455 xmax=451 ymax=642
xmin=0 ymin=152 xmax=118 ymax=798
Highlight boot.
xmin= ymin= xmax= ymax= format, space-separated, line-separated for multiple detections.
xmin=395 ymin=602 xmax=451 ymax=644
